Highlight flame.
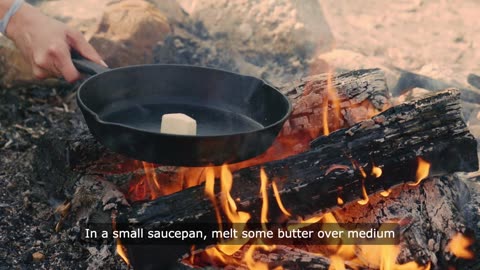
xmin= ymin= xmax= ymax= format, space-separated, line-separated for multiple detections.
xmin=204 ymin=167 xmax=223 ymax=232
xmin=323 ymin=217 xmax=430 ymax=270
xmin=409 ymin=157 xmax=431 ymax=186
xmin=322 ymin=70 xmax=342 ymax=136
xmin=260 ymin=168 xmax=269 ymax=231
xmin=371 ymin=165 xmax=382 ymax=178
xmin=217 ymin=165 xmax=251 ymax=255
xmin=189 ymin=245 xmax=196 ymax=265
xmin=272 ymin=180 xmax=291 ymax=217
xmin=116 ymin=239 xmax=130 ymax=266
xmin=447 ymin=233 xmax=475 ymax=259
xmin=112 ymin=213 xmax=130 ymax=266
xmin=380 ymin=189 xmax=392 ymax=197
xmin=328 ymin=255 xmax=346 ymax=270
xmin=245 ymin=241 xmax=277 ymax=270
xmin=337 ymin=197 xmax=344 ymax=206
xmin=357 ymin=179 xmax=369 ymax=205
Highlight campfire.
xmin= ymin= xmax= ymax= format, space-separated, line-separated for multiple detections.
xmin=108 ymin=72 xmax=477 ymax=269
xmin=31 ymin=68 xmax=477 ymax=269
xmin=2 ymin=1 xmax=479 ymax=270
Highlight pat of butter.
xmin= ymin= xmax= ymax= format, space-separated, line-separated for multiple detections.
xmin=160 ymin=113 xmax=197 ymax=135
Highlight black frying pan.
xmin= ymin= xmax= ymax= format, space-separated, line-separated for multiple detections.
xmin=72 ymin=56 xmax=291 ymax=166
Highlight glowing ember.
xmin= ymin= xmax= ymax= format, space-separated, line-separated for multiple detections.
xmin=409 ymin=157 xmax=431 ymax=187
xmin=272 ymin=180 xmax=291 ymax=217
xmin=447 ymin=233 xmax=475 ymax=259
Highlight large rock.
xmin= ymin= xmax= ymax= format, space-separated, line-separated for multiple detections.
xmin=0 ymin=36 xmax=34 ymax=87
xmin=176 ymin=0 xmax=334 ymax=56
xmin=89 ymin=0 xmax=172 ymax=67
xmin=154 ymin=0 xmax=335 ymax=85
xmin=0 ymin=0 xmax=176 ymax=86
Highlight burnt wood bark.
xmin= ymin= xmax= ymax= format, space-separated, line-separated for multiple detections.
xmin=118 ymin=89 xmax=478 ymax=268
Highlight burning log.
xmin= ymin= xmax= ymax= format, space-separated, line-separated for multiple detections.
xmin=118 ymin=89 xmax=478 ymax=267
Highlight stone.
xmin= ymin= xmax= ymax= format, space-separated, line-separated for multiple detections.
xmin=175 ymin=0 xmax=334 ymax=58
xmin=89 ymin=0 xmax=171 ymax=67
xmin=32 ymin=251 xmax=45 ymax=262
xmin=0 ymin=36 xmax=36 ymax=87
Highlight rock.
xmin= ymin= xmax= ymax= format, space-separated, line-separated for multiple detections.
xmin=38 ymin=0 xmax=110 ymax=39
xmin=147 ymin=0 xmax=188 ymax=23
xmin=89 ymin=0 xmax=171 ymax=67
xmin=177 ymin=0 xmax=333 ymax=56
xmin=468 ymin=73 xmax=480 ymax=89
xmin=161 ymin=0 xmax=335 ymax=85
xmin=0 ymin=36 xmax=35 ymax=87
xmin=32 ymin=251 xmax=45 ymax=262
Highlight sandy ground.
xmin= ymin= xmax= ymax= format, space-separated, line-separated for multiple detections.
xmin=321 ymin=0 xmax=480 ymax=87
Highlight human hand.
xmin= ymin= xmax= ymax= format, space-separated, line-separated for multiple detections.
xmin=5 ymin=2 xmax=106 ymax=82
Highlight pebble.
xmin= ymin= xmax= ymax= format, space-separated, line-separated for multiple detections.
xmin=427 ymin=238 xmax=435 ymax=251
xmin=32 ymin=251 xmax=45 ymax=262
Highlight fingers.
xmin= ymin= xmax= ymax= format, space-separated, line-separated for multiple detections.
xmin=66 ymin=30 xmax=107 ymax=67
xmin=53 ymin=48 xmax=81 ymax=82
xmin=31 ymin=42 xmax=80 ymax=82
xmin=28 ymin=28 xmax=105 ymax=82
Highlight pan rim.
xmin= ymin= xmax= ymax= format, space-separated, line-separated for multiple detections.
xmin=76 ymin=64 xmax=292 ymax=139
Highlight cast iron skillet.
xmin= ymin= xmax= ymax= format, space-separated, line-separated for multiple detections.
xmin=72 ymin=56 xmax=291 ymax=166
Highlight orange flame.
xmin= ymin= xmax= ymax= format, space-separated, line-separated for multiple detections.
xmin=116 ymin=239 xmax=130 ymax=266
xmin=272 ymin=180 xmax=291 ymax=217
xmin=409 ymin=157 xmax=431 ymax=186
xmin=245 ymin=241 xmax=278 ymax=270
xmin=260 ymin=168 xmax=269 ymax=231
xmin=205 ymin=167 xmax=223 ymax=232
xmin=357 ymin=179 xmax=369 ymax=206
xmin=371 ymin=165 xmax=382 ymax=178
xmin=217 ymin=165 xmax=251 ymax=255
xmin=380 ymin=189 xmax=392 ymax=197
xmin=328 ymin=255 xmax=346 ymax=270
xmin=323 ymin=70 xmax=342 ymax=136
xmin=447 ymin=233 xmax=475 ymax=259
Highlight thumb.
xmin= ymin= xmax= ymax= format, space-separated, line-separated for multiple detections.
xmin=66 ymin=30 xmax=107 ymax=67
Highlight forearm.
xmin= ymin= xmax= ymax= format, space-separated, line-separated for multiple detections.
xmin=0 ymin=0 xmax=15 ymax=18
xmin=1 ymin=0 xmax=32 ymax=40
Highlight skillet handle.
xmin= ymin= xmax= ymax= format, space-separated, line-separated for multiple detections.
xmin=71 ymin=50 xmax=110 ymax=75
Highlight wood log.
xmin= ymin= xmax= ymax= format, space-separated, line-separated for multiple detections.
xmin=118 ymin=89 xmax=478 ymax=268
